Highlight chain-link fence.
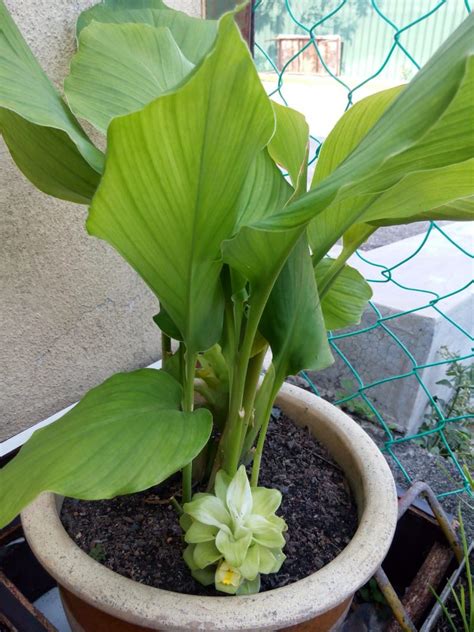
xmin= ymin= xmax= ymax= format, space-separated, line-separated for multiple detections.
xmin=252 ymin=0 xmax=473 ymax=499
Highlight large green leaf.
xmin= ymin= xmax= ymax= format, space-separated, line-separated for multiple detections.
xmin=0 ymin=0 xmax=103 ymax=203
xmin=362 ymin=161 xmax=474 ymax=225
xmin=309 ymin=77 xmax=474 ymax=259
xmin=222 ymin=104 xmax=318 ymax=380
xmin=307 ymin=86 xmax=403 ymax=257
xmin=251 ymin=106 xmax=331 ymax=378
xmin=224 ymin=13 xmax=474 ymax=315
xmin=0 ymin=369 xmax=212 ymax=528
xmin=65 ymin=22 xmax=194 ymax=133
xmin=255 ymin=14 xmax=474 ymax=240
xmin=216 ymin=104 xmax=297 ymax=344
xmin=315 ymin=258 xmax=373 ymax=331
xmin=236 ymin=148 xmax=292 ymax=227
xmin=222 ymin=224 xmax=303 ymax=380
xmin=87 ymin=15 xmax=275 ymax=354
xmin=222 ymin=227 xmax=300 ymax=320
xmin=218 ymin=146 xmax=291 ymax=366
xmin=76 ymin=4 xmax=218 ymax=65
xmin=311 ymin=86 xmax=404 ymax=188
xmin=224 ymin=103 xmax=322 ymax=380
xmin=0 ymin=110 xmax=100 ymax=204
xmin=259 ymin=236 xmax=333 ymax=379
xmin=373 ymin=195 xmax=474 ymax=226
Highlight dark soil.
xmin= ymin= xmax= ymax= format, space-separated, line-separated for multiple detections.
xmin=61 ymin=409 xmax=358 ymax=595
xmin=287 ymin=374 xmax=474 ymax=543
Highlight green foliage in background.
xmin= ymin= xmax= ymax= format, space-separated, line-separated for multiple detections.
xmin=417 ymin=348 xmax=473 ymax=470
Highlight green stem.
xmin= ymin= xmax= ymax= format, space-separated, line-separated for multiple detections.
xmin=204 ymin=437 xmax=219 ymax=481
xmin=212 ymin=238 xmax=300 ymax=480
xmin=446 ymin=385 xmax=461 ymax=419
xmin=250 ymin=374 xmax=282 ymax=487
xmin=222 ymin=294 xmax=236 ymax=381
xmin=318 ymin=249 xmax=353 ymax=299
xmin=161 ymin=331 xmax=172 ymax=369
xmin=181 ymin=349 xmax=196 ymax=504
xmin=220 ymin=265 xmax=237 ymax=385
xmin=170 ymin=496 xmax=183 ymax=515
xmin=208 ymin=322 xmax=256 ymax=484
xmin=238 ymin=347 xmax=268 ymax=455
xmin=221 ymin=365 xmax=248 ymax=473
xmin=178 ymin=343 xmax=185 ymax=382
xmin=221 ymin=319 xmax=260 ymax=475
xmin=241 ymin=366 xmax=275 ymax=459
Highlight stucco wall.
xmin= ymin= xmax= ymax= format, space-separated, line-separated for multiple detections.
xmin=0 ymin=0 xmax=201 ymax=441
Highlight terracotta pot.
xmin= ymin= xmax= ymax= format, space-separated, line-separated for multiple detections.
xmin=22 ymin=383 xmax=397 ymax=631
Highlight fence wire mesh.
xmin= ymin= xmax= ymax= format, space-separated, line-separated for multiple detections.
xmin=253 ymin=0 xmax=473 ymax=499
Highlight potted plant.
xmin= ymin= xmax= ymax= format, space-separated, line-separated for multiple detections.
xmin=1 ymin=1 xmax=473 ymax=629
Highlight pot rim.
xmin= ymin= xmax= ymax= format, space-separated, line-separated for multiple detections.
xmin=21 ymin=383 xmax=397 ymax=631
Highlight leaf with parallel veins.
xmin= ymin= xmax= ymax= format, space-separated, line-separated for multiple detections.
xmin=0 ymin=369 xmax=212 ymax=528
xmin=65 ymin=22 xmax=194 ymax=134
xmin=0 ymin=0 xmax=103 ymax=203
xmin=87 ymin=15 xmax=275 ymax=354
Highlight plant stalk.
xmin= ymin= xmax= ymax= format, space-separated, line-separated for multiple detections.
xmin=250 ymin=375 xmax=282 ymax=487
xmin=212 ymin=236 xmax=300 ymax=481
xmin=221 ymin=316 xmax=263 ymax=475
xmin=208 ymin=325 xmax=255 ymax=483
xmin=238 ymin=347 xmax=268 ymax=455
xmin=170 ymin=496 xmax=183 ymax=515
xmin=241 ymin=363 xmax=275 ymax=459
xmin=181 ymin=350 xmax=196 ymax=504
xmin=161 ymin=331 xmax=172 ymax=369
xmin=221 ymin=355 xmax=250 ymax=474
xmin=317 ymin=249 xmax=353 ymax=298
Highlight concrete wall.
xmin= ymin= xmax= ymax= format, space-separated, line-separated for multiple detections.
xmin=0 ymin=0 xmax=201 ymax=441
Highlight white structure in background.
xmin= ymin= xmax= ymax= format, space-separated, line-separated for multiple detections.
xmin=317 ymin=222 xmax=473 ymax=435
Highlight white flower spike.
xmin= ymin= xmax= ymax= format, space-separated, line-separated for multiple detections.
xmin=181 ymin=465 xmax=287 ymax=594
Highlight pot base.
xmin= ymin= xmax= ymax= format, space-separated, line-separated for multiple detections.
xmin=60 ymin=585 xmax=352 ymax=632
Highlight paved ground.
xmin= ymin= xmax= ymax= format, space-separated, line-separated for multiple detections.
xmin=288 ymin=375 xmax=474 ymax=541
xmin=360 ymin=222 xmax=444 ymax=251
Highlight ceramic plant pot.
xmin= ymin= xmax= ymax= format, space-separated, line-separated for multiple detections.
xmin=22 ymin=383 xmax=398 ymax=631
